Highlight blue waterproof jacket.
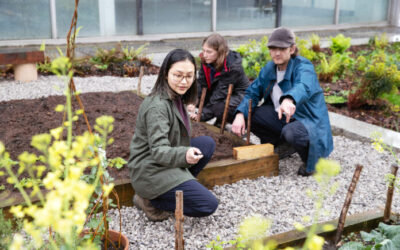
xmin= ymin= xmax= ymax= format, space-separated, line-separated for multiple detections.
xmin=236 ymin=56 xmax=333 ymax=172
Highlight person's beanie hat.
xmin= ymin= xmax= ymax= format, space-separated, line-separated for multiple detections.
xmin=267 ymin=27 xmax=295 ymax=48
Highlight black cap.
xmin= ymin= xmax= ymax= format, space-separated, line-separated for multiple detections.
xmin=267 ymin=27 xmax=295 ymax=48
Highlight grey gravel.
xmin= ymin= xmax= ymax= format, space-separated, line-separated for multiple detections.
xmin=2 ymin=76 xmax=399 ymax=249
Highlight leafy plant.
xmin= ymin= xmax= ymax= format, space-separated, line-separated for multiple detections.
xmin=122 ymin=43 xmax=149 ymax=61
xmin=330 ymin=34 xmax=351 ymax=54
xmin=0 ymin=209 xmax=22 ymax=249
xmin=339 ymin=222 xmax=400 ymax=250
xmin=325 ymin=95 xmax=347 ymax=105
xmin=310 ymin=33 xmax=321 ymax=52
xmin=236 ymin=36 xmax=271 ymax=79
xmin=297 ymin=38 xmax=319 ymax=62
xmin=316 ymin=54 xmax=340 ymax=82
xmin=369 ymin=33 xmax=389 ymax=50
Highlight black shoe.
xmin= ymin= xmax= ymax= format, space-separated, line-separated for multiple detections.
xmin=274 ymin=142 xmax=296 ymax=159
xmin=297 ymin=164 xmax=314 ymax=177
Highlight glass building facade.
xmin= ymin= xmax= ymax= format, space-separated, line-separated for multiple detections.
xmin=0 ymin=0 xmax=390 ymax=41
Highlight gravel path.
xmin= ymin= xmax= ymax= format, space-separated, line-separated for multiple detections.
xmin=2 ymin=76 xmax=399 ymax=249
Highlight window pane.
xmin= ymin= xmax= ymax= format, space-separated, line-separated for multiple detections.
xmin=56 ymin=0 xmax=100 ymax=38
xmin=217 ymin=0 xmax=276 ymax=30
xmin=339 ymin=0 xmax=388 ymax=24
xmin=115 ymin=0 xmax=136 ymax=35
xmin=143 ymin=0 xmax=211 ymax=34
xmin=282 ymin=0 xmax=335 ymax=27
xmin=0 ymin=0 xmax=51 ymax=40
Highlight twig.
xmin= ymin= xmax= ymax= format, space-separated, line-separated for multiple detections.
xmin=175 ymin=191 xmax=184 ymax=250
xmin=137 ymin=66 xmax=144 ymax=96
xmin=197 ymin=87 xmax=207 ymax=122
xmin=335 ymin=164 xmax=363 ymax=245
xmin=220 ymin=84 xmax=233 ymax=134
xmin=246 ymin=99 xmax=252 ymax=145
xmin=384 ymin=164 xmax=398 ymax=223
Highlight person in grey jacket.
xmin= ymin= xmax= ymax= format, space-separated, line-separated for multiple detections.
xmin=188 ymin=33 xmax=249 ymax=125
xmin=128 ymin=49 xmax=218 ymax=222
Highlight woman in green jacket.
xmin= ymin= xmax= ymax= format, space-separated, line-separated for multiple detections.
xmin=128 ymin=49 xmax=218 ymax=222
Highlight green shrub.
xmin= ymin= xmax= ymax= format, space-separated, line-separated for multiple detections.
xmin=236 ymin=36 xmax=271 ymax=79
xmin=369 ymin=33 xmax=389 ymax=50
xmin=362 ymin=62 xmax=400 ymax=100
xmin=340 ymin=222 xmax=400 ymax=250
xmin=310 ymin=33 xmax=321 ymax=52
xmin=297 ymin=38 xmax=319 ymax=62
xmin=330 ymin=34 xmax=351 ymax=54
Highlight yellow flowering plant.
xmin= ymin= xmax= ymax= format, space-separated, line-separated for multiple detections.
xmin=0 ymin=56 xmax=124 ymax=249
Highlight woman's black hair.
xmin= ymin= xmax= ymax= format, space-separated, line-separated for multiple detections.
xmin=150 ymin=49 xmax=197 ymax=105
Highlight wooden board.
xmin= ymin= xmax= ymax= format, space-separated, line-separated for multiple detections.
xmin=0 ymin=50 xmax=44 ymax=65
xmin=233 ymin=143 xmax=274 ymax=160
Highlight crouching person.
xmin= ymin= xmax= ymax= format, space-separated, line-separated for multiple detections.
xmin=128 ymin=49 xmax=219 ymax=222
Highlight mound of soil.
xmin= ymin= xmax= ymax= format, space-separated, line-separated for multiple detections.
xmin=0 ymin=91 xmax=242 ymax=191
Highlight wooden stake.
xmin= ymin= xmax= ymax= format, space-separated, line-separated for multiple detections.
xmin=137 ymin=66 xmax=144 ymax=96
xmin=197 ymin=87 xmax=207 ymax=122
xmin=220 ymin=84 xmax=233 ymax=134
xmin=335 ymin=164 xmax=363 ymax=245
xmin=175 ymin=191 xmax=184 ymax=250
xmin=246 ymin=99 xmax=252 ymax=145
xmin=384 ymin=164 xmax=398 ymax=223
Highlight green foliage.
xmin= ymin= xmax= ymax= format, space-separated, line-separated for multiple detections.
xmin=330 ymin=34 xmax=351 ymax=54
xmin=236 ymin=36 xmax=271 ymax=79
xmin=381 ymin=93 xmax=400 ymax=106
xmin=310 ymin=33 xmax=321 ymax=52
xmin=0 ymin=209 xmax=22 ymax=249
xmin=355 ymin=55 xmax=368 ymax=71
xmin=206 ymin=235 xmax=245 ymax=250
xmin=369 ymin=33 xmax=389 ymax=50
xmin=122 ymin=43 xmax=148 ymax=61
xmin=362 ymin=62 xmax=400 ymax=100
xmin=324 ymin=95 xmax=347 ymax=104
xmin=297 ymin=38 xmax=319 ymax=61
xmin=340 ymin=222 xmax=400 ymax=250
xmin=316 ymin=54 xmax=340 ymax=82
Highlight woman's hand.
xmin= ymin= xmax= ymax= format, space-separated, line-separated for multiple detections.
xmin=187 ymin=104 xmax=198 ymax=121
xmin=186 ymin=147 xmax=203 ymax=164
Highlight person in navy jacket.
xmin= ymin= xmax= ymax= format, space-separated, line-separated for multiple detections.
xmin=232 ymin=27 xmax=333 ymax=176
xmin=188 ymin=33 xmax=249 ymax=125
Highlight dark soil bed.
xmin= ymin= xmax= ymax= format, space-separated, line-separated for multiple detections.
xmin=0 ymin=91 xmax=242 ymax=191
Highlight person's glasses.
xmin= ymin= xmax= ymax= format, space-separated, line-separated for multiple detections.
xmin=171 ymin=73 xmax=194 ymax=83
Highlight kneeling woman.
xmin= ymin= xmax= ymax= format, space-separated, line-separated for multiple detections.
xmin=128 ymin=49 xmax=218 ymax=221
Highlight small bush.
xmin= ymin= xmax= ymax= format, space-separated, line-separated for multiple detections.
xmin=330 ymin=34 xmax=351 ymax=54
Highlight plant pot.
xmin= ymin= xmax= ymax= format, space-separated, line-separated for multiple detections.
xmin=81 ymin=229 xmax=129 ymax=250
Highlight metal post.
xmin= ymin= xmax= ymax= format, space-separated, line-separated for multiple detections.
xmin=136 ymin=0 xmax=143 ymax=35
xmin=334 ymin=0 xmax=340 ymax=25
xmin=49 ymin=0 xmax=57 ymax=38
xmin=211 ymin=0 xmax=217 ymax=32
xmin=275 ymin=0 xmax=282 ymax=27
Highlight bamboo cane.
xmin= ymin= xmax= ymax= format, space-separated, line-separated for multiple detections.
xmin=197 ymin=87 xmax=207 ymax=122
xmin=175 ymin=191 xmax=184 ymax=250
xmin=220 ymin=84 xmax=233 ymax=134
xmin=246 ymin=99 xmax=252 ymax=145
xmin=335 ymin=164 xmax=363 ymax=245
xmin=137 ymin=66 xmax=144 ymax=96
xmin=384 ymin=164 xmax=398 ymax=223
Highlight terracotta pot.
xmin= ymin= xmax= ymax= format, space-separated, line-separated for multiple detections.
xmin=81 ymin=229 xmax=129 ymax=250
xmin=106 ymin=229 xmax=129 ymax=250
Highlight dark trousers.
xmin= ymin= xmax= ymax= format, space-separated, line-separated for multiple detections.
xmin=202 ymin=102 xmax=236 ymax=124
xmin=251 ymin=104 xmax=309 ymax=162
xmin=150 ymin=136 xmax=219 ymax=217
